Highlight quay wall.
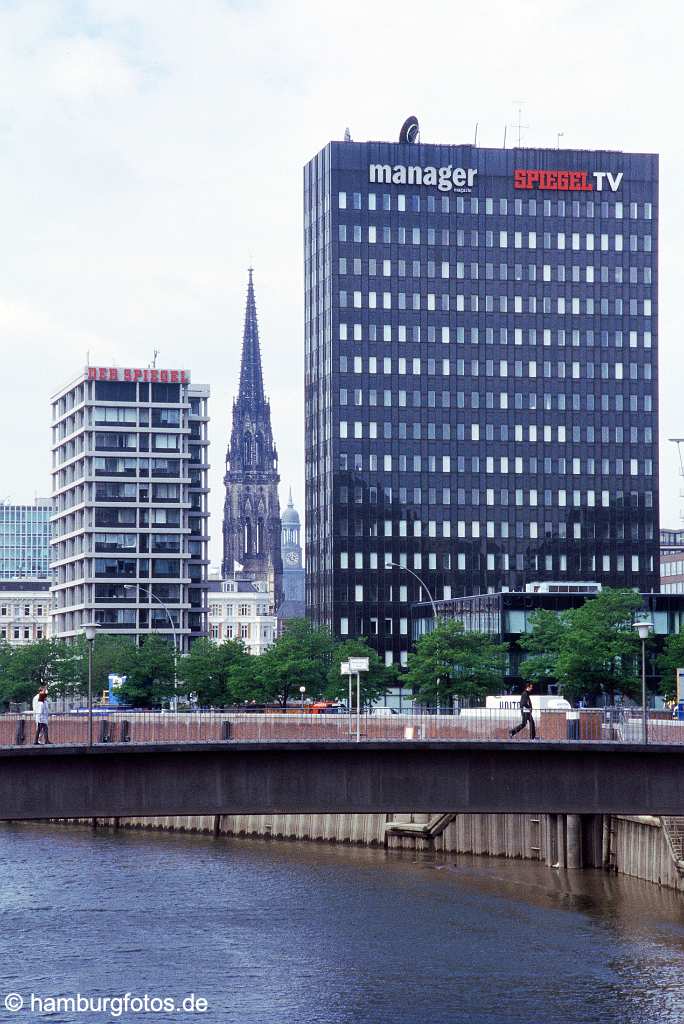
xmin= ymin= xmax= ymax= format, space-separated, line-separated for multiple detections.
xmin=50 ymin=810 xmax=684 ymax=893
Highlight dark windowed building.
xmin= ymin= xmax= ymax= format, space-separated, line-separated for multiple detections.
xmin=304 ymin=123 xmax=659 ymax=667
xmin=222 ymin=270 xmax=283 ymax=609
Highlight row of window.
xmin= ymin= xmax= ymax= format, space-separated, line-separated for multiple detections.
xmin=338 ymin=289 xmax=654 ymax=316
xmin=337 ymin=192 xmax=653 ymax=220
xmin=335 ymin=389 xmax=653 ymax=415
xmin=339 ymin=482 xmax=652 ymax=507
xmin=337 ymin=324 xmax=653 ymax=348
xmin=208 ymin=623 xmax=271 ymax=641
xmin=337 ymin=258 xmax=653 ymax=284
xmin=337 ymin=225 xmax=653 ymax=251
xmin=0 ymin=604 xmax=47 ymax=617
xmin=660 ymin=560 xmax=684 ymax=577
xmin=208 ymin=603 xmax=271 ymax=617
xmin=0 ymin=626 xmax=45 ymax=640
xmin=338 ymin=357 xmax=652 ymax=379
xmin=338 ymin=452 xmax=653 ymax=477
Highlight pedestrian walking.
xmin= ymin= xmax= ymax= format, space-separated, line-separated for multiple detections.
xmin=509 ymin=683 xmax=536 ymax=739
xmin=32 ymin=686 xmax=51 ymax=745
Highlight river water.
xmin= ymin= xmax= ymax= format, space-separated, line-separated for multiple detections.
xmin=1 ymin=824 xmax=683 ymax=1024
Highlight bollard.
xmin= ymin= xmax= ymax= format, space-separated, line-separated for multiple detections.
xmin=222 ymin=721 xmax=232 ymax=741
xmin=15 ymin=719 xmax=26 ymax=745
xmin=98 ymin=719 xmax=111 ymax=744
xmin=566 ymin=710 xmax=580 ymax=740
xmin=120 ymin=720 xmax=131 ymax=743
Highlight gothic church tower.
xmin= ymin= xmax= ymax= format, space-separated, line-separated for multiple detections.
xmin=222 ymin=270 xmax=283 ymax=609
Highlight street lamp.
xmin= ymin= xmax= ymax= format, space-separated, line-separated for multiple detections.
xmin=340 ymin=661 xmax=352 ymax=737
xmin=299 ymin=685 xmax=306 ymax=712
xmin=386 ymin=561 xmax=437 ymax=623
xmin=633 ymin=619 xmax=653 ymax=744
xmin=348 ymin=657 xmax=369 ymax=743
xmin=123 ymin=584 xmax=179 ymax=709
xmin=82 ymin=622 xmax=99 ymax=747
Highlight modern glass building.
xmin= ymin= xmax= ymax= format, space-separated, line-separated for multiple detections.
xmin=304 ymin=125 xmax=659 ymax=666
xmin=0 ymin=500 xmax=52 ymax=579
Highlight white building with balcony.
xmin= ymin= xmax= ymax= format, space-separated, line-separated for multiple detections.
xmin=207 ymin=572 xmax=276 ymax=655
xmin=0 ymin=580 xmax=52 ymax=645
xmin=50 ymin=366 xmax=209 ymax=651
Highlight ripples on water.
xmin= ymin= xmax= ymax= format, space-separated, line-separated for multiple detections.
xmin=0 ymin=823 xmax=683 ymax=1024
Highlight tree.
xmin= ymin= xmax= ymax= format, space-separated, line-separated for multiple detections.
xmin=51 ymin=634 xmax=137 ymax=703
xmin=0 ymin=639 xmax=61 ymax=707
xmin=519 ymin=608 xmax=567 ymax=686
xmin=251 ymin=620 xmax=336 ymax=707
xmin=116 ymin=635 xmax=176 ymax=708
xmin=179 ymin=638 xmax=252 ymax=706
xmin=325 ymin=638 xmax=396 ymax=708
xmin=532 ymin=588 xmax=643 ymax=705
xmin=657 ymin=631 xmax=684 ymax=702
xmin=404 ymin=619 xmax=506 ymax=707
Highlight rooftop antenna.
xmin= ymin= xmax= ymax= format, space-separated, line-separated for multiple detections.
xmin=344 ymin=126 xmax=351 ymax=142
xmin=152 ymin=349 xmax=159 ymax=368
xmin=512 ymin=100 xmax=528 ymax=147
xmin=669 ymin=439 xmax=684 ymax=526
xmin=556 ymin=131 xmax=564 ymax=149
xmin=503 ymin=124 xmax=507 ymax=149
xmin=473 ymin=122 xmax=479 ymax=146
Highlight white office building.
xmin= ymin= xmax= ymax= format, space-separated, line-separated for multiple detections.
xmin=207 ymin=572 xmax=276 ymax=655
xmin=0 ymin=580 xmax=52 ymax=644
xmin=50 ymin=365 xmax=210 ymax=651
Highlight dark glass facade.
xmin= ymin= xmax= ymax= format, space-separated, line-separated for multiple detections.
xmin=304 ymin=137 xmax=659 ymax=666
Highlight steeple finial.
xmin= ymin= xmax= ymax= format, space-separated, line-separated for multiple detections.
xmin=238 ymin=267 xmax=265 ymax=407
xmin=288 ymin=487 xmax=293 ymax=508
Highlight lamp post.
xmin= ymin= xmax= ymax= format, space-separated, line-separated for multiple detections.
xmin=123 ymin=584 xmax=179 ymax=709
xmin=340 ymin=661 xmax=352 ymax=737
xmin=348 ymin=657 xmax=369 ymax=742
xmin=299 ymin=685 xmax=306 ymax=712
xmin=82 ymin=622 xmax=99 ymax=747
xmin=633 ymin=619 xmax=653 ymax=744
xmin=386 ymin=561 xmax=437 ymax=623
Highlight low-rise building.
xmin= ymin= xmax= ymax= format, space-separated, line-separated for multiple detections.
xmin=0 ymin=580 xmax=52 ymax=645
xmin=660 ymin=527 xmax=684 ymax=594
xmin=207 ymin=573 xmax=276 ymax=655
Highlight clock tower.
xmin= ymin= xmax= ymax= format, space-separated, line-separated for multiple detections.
xmin=280 ymin=488 xmax=305 ymax=618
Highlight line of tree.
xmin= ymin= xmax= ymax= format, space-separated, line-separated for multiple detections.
xmin=3 ymin=587 xmax=681 ymax=710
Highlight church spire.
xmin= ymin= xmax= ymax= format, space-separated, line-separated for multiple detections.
xmin=238 ymin=267 xmax=265 ymax=407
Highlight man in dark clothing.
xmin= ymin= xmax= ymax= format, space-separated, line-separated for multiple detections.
xmin=509 ymin=683 xmax=536 ymax=739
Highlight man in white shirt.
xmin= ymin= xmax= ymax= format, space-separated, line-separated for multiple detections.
xmin=32 ymin=686 xmax=51 ymax=745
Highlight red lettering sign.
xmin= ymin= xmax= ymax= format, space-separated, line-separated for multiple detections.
xmin=514 ymin=169 xmax=594 ymax=191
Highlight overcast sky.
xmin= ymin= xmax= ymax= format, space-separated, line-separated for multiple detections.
xmin=1 ymin=0 xmax=682 ymax=566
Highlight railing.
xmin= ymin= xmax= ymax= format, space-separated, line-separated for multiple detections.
xmin=1 ymin=708 xmax=683 ymax=748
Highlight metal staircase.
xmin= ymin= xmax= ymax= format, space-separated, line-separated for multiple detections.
xmin=660 ymin=817 xmax=684 ymax=874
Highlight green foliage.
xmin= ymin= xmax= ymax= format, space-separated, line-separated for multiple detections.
xmin=657 ymin=631 xmax=684 ymax=702
xmin=251 ymin=620 xmax=336 ymax=706
xmin=116 ymin=635 xmax=176 ymax=708
xmin=179 ymin=638 xmax=252 ymax=706
xmin=404 ymin=619 xmax=506 ymax=706
xmin=51 ymin=634 xmax=137 ymax=701
xmin=324 ymin=638 xmax=396 ymax=708
xmin=519 ymin=609 xmax=566 ymax=685
xmin=0 ymin=639 xmax=60 ymax=707
xmin=519 ymin=588 xmax=643 ymax=704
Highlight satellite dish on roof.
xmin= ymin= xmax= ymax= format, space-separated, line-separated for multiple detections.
xmin=399 ymin=115 xmax=420 ymax=144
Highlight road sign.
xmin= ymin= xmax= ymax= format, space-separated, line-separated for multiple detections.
xmin=348 ymin=657 xmax=370 ymax=672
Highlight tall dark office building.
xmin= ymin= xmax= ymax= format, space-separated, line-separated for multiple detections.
xmin=222 ymin=270 xmax=283 ymax=608
xmin=304 ymin=122 xmax=659 ymax=666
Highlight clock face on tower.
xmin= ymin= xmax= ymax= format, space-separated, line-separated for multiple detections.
xmin=285 ymin=551 xmax=299 ymax=566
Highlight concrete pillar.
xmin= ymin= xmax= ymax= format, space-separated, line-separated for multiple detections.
xmin=545 ymin=814 xmax=557 ymax=866
xmin=556 ymin=814 xmax=567 ymax=868
xmin=566 ymin=814 xmax=582 ymax=869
